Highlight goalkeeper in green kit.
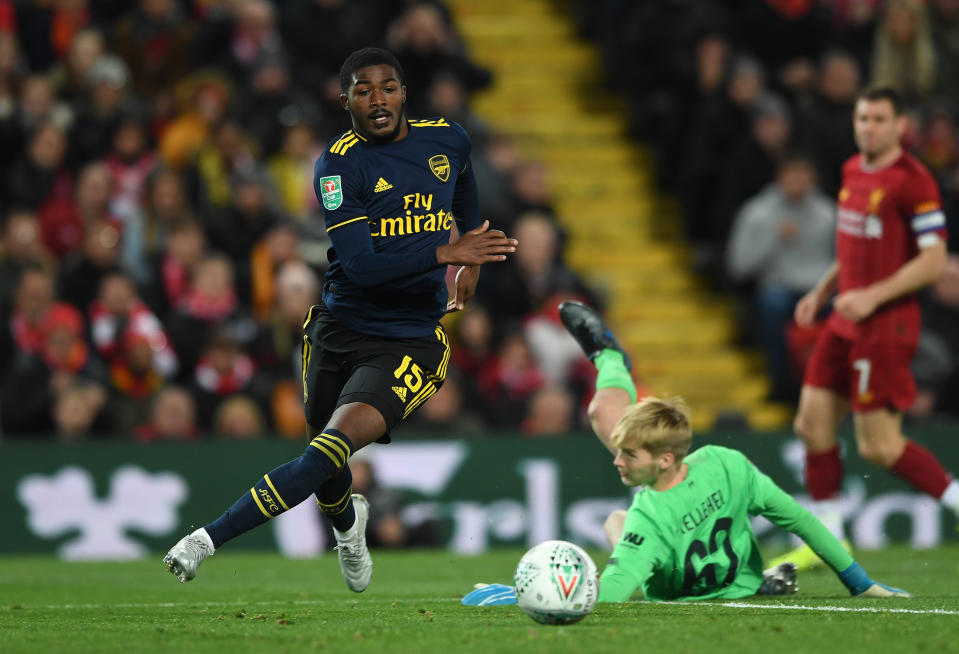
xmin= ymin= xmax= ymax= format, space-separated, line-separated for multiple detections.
xmin=463 ymin=302 xmax=909 ymax=605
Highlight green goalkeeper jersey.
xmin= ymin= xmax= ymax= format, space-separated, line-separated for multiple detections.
xmin=598 ymin=445 xmax=854 ymax=602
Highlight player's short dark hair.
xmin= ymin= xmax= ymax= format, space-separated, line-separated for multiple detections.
xmin=339 ymin=47 xmax=405 ymax=92
xmin=857 ymin=86 xmax=904 ymax=115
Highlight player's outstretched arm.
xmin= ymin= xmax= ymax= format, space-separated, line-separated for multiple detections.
xmin=839 ymin=562 xmax=911 ymax=598
xmin=748 ymin=458 xmax=910 ymax=598
xmin=436 ymin=220 xmax=517 ymax=266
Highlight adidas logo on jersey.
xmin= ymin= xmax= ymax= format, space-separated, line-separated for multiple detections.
xmin=374 ymin=178 xmax=393 ymax=193
xmin=392 ymin=386 xmax=408 ymax=402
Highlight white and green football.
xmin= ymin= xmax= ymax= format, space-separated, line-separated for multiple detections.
xmin=513 ymin=540 xmax=599 ymax=625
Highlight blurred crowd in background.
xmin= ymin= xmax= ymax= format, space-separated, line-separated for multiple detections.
xmin=0 ymin=0 xmax=602 ymax=443
xmin=574 ymin=0 xmax=959 ymax=416
xmin=1 ymin=0 xmax=959 ymax=446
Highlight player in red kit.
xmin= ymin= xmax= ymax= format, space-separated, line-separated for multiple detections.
xmin=770 ymin=87 xmax=958 ymax=570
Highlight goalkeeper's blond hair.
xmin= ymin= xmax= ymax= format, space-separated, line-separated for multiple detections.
xmin=609 ymin=395 xmax=692 ymax=459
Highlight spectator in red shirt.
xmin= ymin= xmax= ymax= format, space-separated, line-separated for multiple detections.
xmin=89 ymin=269 xmax=177 ymax=378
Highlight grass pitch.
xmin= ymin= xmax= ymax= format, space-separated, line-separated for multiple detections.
xmin=1 ymin=545 xmax=957 ymax=654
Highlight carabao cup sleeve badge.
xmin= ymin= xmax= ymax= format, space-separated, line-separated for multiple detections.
xmin=320 ymin=175 xmax=344 ymax=210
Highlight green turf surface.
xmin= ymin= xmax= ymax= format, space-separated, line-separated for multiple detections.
xmin=1 ymin=546 xmax=957 ymax=654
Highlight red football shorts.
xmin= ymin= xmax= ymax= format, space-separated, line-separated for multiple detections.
xmin=803 ymin=329 xmax=917 ymax=412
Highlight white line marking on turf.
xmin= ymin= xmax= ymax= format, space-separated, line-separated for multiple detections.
xmin=14 ymin=598 xmax=959 ymax=616
xmin=681 ymin=601 xmax=959 ymax=616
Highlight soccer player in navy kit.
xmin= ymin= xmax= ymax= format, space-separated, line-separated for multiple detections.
xmin=164 ymin=47 xmax=517 ymax=590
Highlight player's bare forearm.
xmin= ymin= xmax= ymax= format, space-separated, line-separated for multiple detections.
xmin=436 ymin=220 xmax=517 ymax=266
xmin=835 ymin=241 xmax=946 ymax=322
xmin=866 ymin=240 xmax=947 ymax=307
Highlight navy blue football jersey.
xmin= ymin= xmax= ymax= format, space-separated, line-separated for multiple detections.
xmin=313 ymin=118 xmax=481 ymax=338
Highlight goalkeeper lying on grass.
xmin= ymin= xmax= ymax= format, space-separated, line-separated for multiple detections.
xmin=464 ymin=302 xmax=909 ymax=606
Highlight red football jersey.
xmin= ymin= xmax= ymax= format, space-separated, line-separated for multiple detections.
xmin=828 ymin=151 xmax=947 ymax=344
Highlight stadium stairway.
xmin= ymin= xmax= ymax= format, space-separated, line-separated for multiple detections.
xmin=445 ymin=0 xmax=794 ymax=431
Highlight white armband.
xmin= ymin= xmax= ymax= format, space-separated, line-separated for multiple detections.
xmin=912 ymin=209 xmax=946 ymax=249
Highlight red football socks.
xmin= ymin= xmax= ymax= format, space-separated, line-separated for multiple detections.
xmin=890 ymin=440 xmax=952 ymax=499
xmin=806 ymin=445 xmax=843 ymax=499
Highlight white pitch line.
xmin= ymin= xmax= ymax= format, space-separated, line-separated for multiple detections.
xmin=682 ymin=600 xmax=959 ymax=616
xmin=10 ymin=598 xmax=959 ymax=617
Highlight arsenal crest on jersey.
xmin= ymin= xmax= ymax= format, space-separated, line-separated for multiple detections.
xmin=428 ymin=155 xmax=450 ymax=182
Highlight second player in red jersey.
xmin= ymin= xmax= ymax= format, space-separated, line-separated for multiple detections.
xmin=830 ymin=149 xmax=946 ymax=345
xmin=768 ymin=87 xmax=959 ymax=573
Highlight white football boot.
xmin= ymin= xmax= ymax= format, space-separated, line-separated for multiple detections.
xmin=333 ymin=494 xmax=373 ymax=592
xmin=163 ymin=528 xmax=215 ymax=582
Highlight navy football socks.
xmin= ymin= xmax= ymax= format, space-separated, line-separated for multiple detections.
xmin=206 ymin=430 xmax=354 ymax=548
xmin=315 ymin=464 xmax=356 ymax=533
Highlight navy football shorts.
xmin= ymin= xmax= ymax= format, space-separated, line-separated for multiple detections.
xmin=301 ymin=302 xmax=451 ymax=441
